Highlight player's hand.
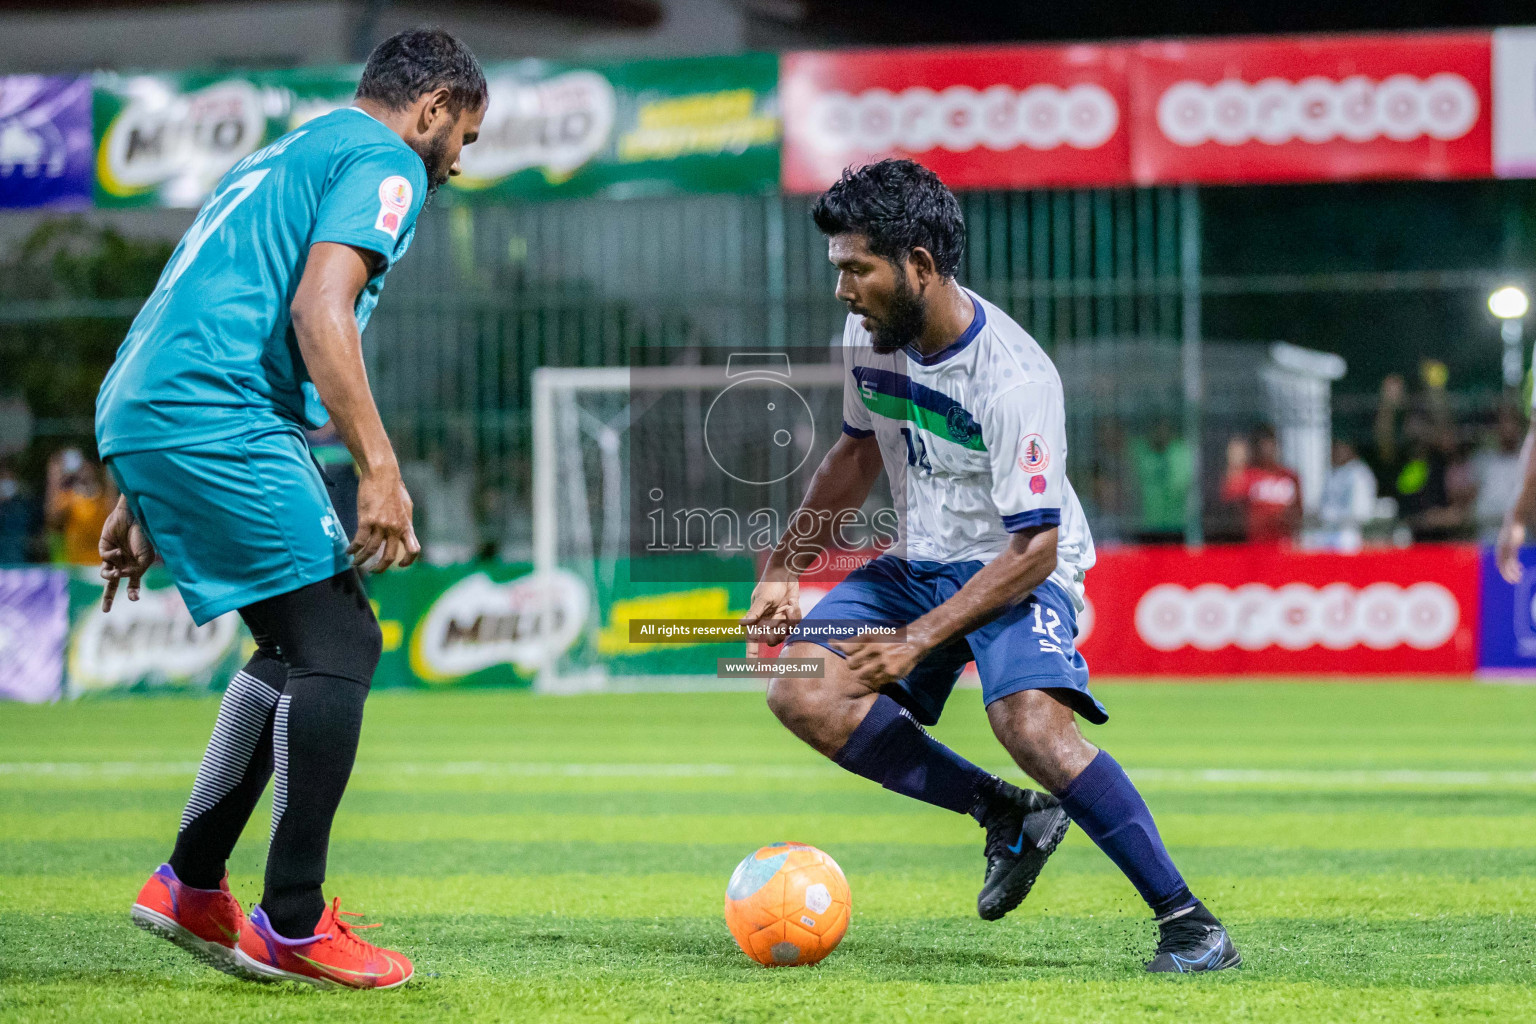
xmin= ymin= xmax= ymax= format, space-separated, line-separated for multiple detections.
xmin=741 ymin=578 xmax=801 ymax=657
xmin=99 ymin=497 xmax=156 ymax=613
xmin=832 ymin=634 xmax=925 ymax=692
xmin=1498 ymin=518 xmax=1527 ymax=585
xmin=352 ymin=467 xmax=420 ymax=572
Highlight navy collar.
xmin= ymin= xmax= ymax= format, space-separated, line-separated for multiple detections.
xmin=905 ymin=290 xmax=984 ymax=367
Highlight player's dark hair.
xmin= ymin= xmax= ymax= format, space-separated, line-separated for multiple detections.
xmin=355 ymin=27 xmax=488 ymax=115
xmin=812 ymin=159 xmax=966 ymax=278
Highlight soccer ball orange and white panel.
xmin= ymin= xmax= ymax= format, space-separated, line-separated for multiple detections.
xmin=723 ymin=842 xmax=851 ymax=967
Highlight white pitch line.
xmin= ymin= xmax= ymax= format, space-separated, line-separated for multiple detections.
xmin=5 ymin=762 xmax=1536 ymax=787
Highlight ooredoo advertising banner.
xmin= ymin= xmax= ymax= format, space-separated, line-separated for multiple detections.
xmin=780 ymin=45 xmax=1132 ymax=193
xmin=1078 ymin=545 xmax=1480 ymax=675
xmin=1130 ymin=33 xmax=1493 ymax=184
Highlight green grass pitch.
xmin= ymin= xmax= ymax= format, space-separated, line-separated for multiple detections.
xmin=4 ymin=680 xmax=1536 ymax=1022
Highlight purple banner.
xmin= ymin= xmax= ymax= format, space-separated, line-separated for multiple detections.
xmin=0 ymin=568 xmax=67 ymax=702
xmin=0 ymin=75 xmax=92 ymax=210
xmin=1478 ymin=545 xmax=1536 ymax=673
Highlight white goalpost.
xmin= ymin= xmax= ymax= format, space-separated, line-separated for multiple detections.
xmin=530 ymin=361 xmax=847 ymax=693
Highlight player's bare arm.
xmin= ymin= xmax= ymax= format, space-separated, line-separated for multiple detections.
xmin=834 ymin=526 xmax=1058 ymax=690
xmin=290 ymin=241 xmax=419 ymax=572
xmin=741 ymin=431 xmax=883 ymax=650
xmin=1496 ymin=417 xmax=1536 ymax=583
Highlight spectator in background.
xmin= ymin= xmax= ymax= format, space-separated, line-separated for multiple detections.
xmin=1392 ymin=418 xmax=1472 ymax=541
xmin=1471 ymin=404 xmax=1526 ymax=541
xmin=1370 ymin=362 xmax=1475 ymax=540
xmin=0 ymin=461 xmax=41 ymax=564
xmin=44 ymin=448 xmax=113 ymax=566
xmin=1313 ymin=438 xmax=1378 ymax=552
xmin=1127 ymin=416 xmax=1193 ymax=543
xmin=1221 ymin=424 xmax=1301 ymax=543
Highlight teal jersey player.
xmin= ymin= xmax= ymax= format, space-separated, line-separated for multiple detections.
xmin=108 ymin=28 xmax=487 ymax=985
xmin=96 ymin=106 xmax=431 ymax=624
xmin=98 ymin=107 xmax=428 ymax=459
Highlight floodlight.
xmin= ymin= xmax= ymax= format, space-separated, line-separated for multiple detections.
xmin=1489 ymin=285 xmax=1529 ymax=320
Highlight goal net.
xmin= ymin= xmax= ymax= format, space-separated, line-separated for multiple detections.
xmin=527 ymin=341 xmax=1341 ymax=692
xmin=530 ymin=356 xmax=853 ymax=693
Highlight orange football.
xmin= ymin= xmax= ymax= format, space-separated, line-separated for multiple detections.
xmin=723 ymin=842 xmax=851 ymax=967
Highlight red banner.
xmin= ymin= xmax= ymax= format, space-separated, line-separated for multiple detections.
xmin=780 ymin=45 xmax=1133 ymax=193
xmin=1129 ymin=33 xmax=1493 ymax=184
xmin=1077 ymin=545 xmax=1479 ymax=675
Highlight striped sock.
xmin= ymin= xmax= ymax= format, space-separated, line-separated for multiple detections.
xmin=268 ymin=694 xmax=291 ymax=845
xmin=168 ymin=659 xmax=285 ymax=889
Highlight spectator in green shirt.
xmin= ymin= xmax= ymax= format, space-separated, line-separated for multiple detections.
xmin=1128 ymin=417 xmax=1193 ymax=544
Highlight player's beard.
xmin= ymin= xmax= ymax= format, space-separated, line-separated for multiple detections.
xmin=414 ymin=120 xmax=455 ymax=207
xmin=867 ymin=272 xmax=928 ymax=355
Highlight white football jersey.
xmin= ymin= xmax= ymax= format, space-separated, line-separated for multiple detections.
xmin=840 ymin=289 xmax=1096 ymax=608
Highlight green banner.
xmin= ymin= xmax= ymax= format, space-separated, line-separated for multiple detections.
xmin=65 ymin=567 xmax=251 ymax=695
xmin=58 ymin=557 xmax=754 ymax=695
xmin=90 ymin=54 xmax=779 ymax=209
xmin=92 ymin=68 xmax=359 ymax=208
xmin=448 ymin=53 xmax=779 ymax=202
xmin=368 ymin=556 xmax=755 ymax=688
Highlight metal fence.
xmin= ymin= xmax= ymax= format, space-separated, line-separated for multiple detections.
xmin=367 ymin=186 xmax=1197 ymax=557
xmin=7 ymin=178 xmax=1529 ymax=557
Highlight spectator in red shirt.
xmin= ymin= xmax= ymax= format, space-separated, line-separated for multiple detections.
xmin=1221 ymin=425 xmax=1302 ymax=543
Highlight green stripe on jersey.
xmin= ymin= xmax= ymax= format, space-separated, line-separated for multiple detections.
xmin=858 ymin=392 xmax=987 ymax=451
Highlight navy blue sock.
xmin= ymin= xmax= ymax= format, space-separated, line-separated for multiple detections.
xmin=1057 ymin=750 xmax=1196 ymax=919
xmin=832 ymin=695 xmax=988 ymax=814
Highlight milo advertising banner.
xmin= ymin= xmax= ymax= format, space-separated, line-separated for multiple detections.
xmin=11 ymin=558 xmax=752 ymax=698
xmin=366 ymin=556 xmax=752 ymax=688
xmin=88 ymin=54 xmax=777 ymax=209
xmin=369 ymin=562 xmax=588 ymax=689
xmin=91 ymin=67 xmax=358 ymax=208
xmin=445 ymin=53 xmax=780 ymax=201
xmin=64 ymin=567 xmax=249 ymax=694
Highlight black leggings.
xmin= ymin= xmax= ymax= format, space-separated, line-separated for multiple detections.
xmin=169 ymin=569 xmax=381 ymax=938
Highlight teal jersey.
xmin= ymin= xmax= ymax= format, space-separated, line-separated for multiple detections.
xmin=96 ymin=107 xmax=429 ymax=457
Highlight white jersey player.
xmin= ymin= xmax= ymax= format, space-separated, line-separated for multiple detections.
xmin=742 ymin=159 xmax=1237 ymax=974
xmin=839 ymin=288 xmax=1096 ymax=610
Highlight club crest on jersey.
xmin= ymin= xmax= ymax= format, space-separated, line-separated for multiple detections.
xmin=1018 ymin=433 xmax=1050 ymax=473
xmin=945 ymin=405 xmax=979 ymax=444
xmin=375 ymin=175 xmax=412 ymax=238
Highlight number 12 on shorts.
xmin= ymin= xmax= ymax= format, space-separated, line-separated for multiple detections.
xmin=1032 ymin=601 xmax=1066 ymax=654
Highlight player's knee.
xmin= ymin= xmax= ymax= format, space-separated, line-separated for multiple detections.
xmin=765 ymin=675 xmax=810 ymax=728
xmin=322 ymin=571 xmax=382 ymax=683
xmin=287 ymin=589 xmax=381 ymax=686
xmin=766 ymin=675 xmax=839 ymax=740
xmin=988 ymin=689 xmax=1091 ymax=791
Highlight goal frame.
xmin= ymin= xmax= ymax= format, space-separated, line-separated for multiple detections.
xmin=530 ymin=362 xmax=846 ymax=692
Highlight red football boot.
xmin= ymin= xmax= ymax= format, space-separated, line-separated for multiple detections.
xmin=235 ymin=898 xmax=413 ymax=990
xmin=130 ymin=863 xmax=247 ymax=976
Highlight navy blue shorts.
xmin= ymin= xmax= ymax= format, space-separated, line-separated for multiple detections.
xmin=785 ymin=555 xmax=1106 ymax=727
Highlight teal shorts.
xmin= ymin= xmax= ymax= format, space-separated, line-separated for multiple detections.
xmin=106 ymin=427 xmax=351 ymax=625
